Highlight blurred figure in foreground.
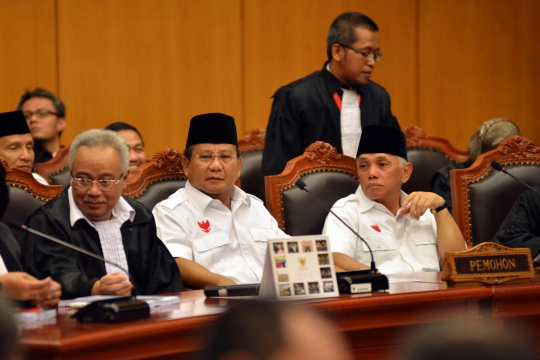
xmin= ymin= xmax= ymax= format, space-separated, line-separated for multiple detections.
xmin=201 ymin=300 xmax=348 ymax=360
xmin=0 ymin=295 xmax=20 ymax=360
xmin=399 ymin=320 xmax=533 ymax=360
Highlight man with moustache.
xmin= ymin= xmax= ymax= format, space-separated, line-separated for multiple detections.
xmin=261 ymin=12 xmax=400 ymax=199
xmin=21 ymin=129 xmax=183 ymax=298
xmin=153 ymin=113 xmax=286 ymax=289
xmin=323 ymin=126 xmax=465 ymax=273
xmin=0 ymin=110 xmax=48 ymax=184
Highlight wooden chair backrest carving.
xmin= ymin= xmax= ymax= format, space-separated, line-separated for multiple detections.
xmin=1 ymin=161 xmax=63 ymax=241
xmin=451 ymin=135 xmax=540 ymax=247
xmin=34 ymin=145 xmax=71 ymax=186
xmin=403 ymin=126 xmax=469 ymax=194
xmin=123 ymin=148 xmax=188 ymax=211
xmin=238 ymin=128 xmax=265 ymax=197
xmin=265 ymin=141 xmax=359 ymax=235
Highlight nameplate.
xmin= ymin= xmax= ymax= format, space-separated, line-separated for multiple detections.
xmin=441 ymin=242 xmax=534 ymax=286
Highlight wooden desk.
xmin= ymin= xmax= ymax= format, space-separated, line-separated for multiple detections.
xmin=19 ymin=273 xmax=536 ymax=360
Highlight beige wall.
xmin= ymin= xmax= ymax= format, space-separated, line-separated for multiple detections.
xmin=1 ymin=0 xmax=538 ymax=156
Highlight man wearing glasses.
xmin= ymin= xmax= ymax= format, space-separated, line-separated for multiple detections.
xmin=17 ymin=88 xmax=67 ymax=165
xmin=261 ymin=12 xmax=401 ymax=199
xmin=21 ymin=129 xmax=183 ymax=298
xmin=153 ymin=113 xmax=287 ymax=289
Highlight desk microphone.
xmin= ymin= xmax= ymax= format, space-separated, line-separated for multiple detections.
xmin=490 ymin=161 xmax=540 ymax=198
xmin=295 ymin=179 xmax=388 ymax=292
xmin=10 ymin=220 xmax=150 ymax=322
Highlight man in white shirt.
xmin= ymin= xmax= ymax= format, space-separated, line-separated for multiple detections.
xmin=0 ymin=110 xmax=48 ymax=184
xmin=323 ymin=125 xmax=465 ymax=273
xmin=153 ymin=113 xmax=287 ymax=288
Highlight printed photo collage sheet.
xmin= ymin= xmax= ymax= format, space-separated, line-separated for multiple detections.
xmin=259 ymin=235 xmax=339 ymax=300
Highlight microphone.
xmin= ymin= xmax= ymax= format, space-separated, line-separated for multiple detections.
xmin=10 ymin=220 xmax=150 ymax=322
xmin=295 ymin=179 xmax=388 ymax=293
xmin=490 ymin=161 xmax=540 ymax=197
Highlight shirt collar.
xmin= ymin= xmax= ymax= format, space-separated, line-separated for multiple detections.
xmin=355 ymin=185 xmax=408 ymax=216
xmin=68 ymin=187 xmax=135 ymax=227
xmin=185 ymin=180 xmax=250 ymax=214
xmin=321 ymin=61 xmax=366 ymax=96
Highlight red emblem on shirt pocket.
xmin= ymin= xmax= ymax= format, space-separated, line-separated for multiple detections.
xmin=371 ymin=224 xmax=381 ymax=232
xmin=198 ymin=220 xmax=211 ymax=233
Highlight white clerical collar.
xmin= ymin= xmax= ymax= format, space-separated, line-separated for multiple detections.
xmin=68 ymin=187 xmax=135 ymax=227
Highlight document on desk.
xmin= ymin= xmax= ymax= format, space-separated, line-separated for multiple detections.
xmin=58 ymin=295 xmax=180 ymax=308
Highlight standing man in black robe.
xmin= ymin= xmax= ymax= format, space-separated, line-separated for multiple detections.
xmin=21 ymin=129 xmax=183 ymax=299
xmin=261 ymin=12 xmax=400 ymax=199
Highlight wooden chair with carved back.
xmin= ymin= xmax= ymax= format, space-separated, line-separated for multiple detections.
xmin=238 ymin=128 xmax=265 ymax=197
xmin=1 ymin=160 xmax=63 ymax=241
xmin=265 ymin=141 xmax=359 ymax=236
xmin=403 ymin=126 xmax=469 ymax=194
xmin=34 ymin=145 xmax=71 ymax=186
xmin=451 ymin=135 xmax=540 ymax=247
xmin=123 ymin=148 xmax=188 ymax=211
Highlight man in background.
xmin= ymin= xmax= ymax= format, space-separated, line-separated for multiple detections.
xmin=431 ymin=118 xmax=520 ymax=214
xmin=21 ymin=129 xmax=182 ymax=298
xmin=0 ymin=111 xmax=48 ymax=184
xmin=17 ymin=88 xmax=66 ymax=165
xmin=261 ymin=12 xmax=400 ymax=199
xmin=105 ymin=122 xmax=147 ymax=169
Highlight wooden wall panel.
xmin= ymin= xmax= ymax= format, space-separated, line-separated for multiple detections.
xmin=242 ymin=0 xmax=418 ymax=132
xmin=57 ymin=0 xmax=243 ymax=156
xmin=0 ymin=0 xmax=57 ymax=113
xmin=418 ymin=0 xmax=540 ymax=149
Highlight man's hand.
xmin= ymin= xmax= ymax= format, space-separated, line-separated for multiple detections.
xmin=34 ymin=280 xmax=62 ymax=309
xmin=399 ymin=192 xmax=445 ymax=220
xmin=92 ymin=273 xmax=132 ymax=296
xmin=0 ymin=272 xmax=53 ymax=301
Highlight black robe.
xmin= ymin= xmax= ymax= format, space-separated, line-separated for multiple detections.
xmin=493 ymin=185 xmax=540 ymax=257
xmin=261 ymin=62 xmax=400 ymax=199
xmin=21 ymin=189 xmax=183 ymax=299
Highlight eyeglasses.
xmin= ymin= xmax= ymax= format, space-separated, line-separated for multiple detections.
xmin=337 ymin=44 xmax=383 ymax=62
xmin=71 ymin=173 xmax=124 ymax=191
xmin=195 ymin=153 xmax=238 ymax=163
xmin=23 ymin=109 xmax=58 ymax=119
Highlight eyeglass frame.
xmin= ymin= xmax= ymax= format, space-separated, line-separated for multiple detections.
xmin=22 ymin=109 xmax=59 ymax=119
xmin=337 ymin=43 xmax=383 ymax=62
xmin=194 ymin=153 xmax=238 ymax=163
xmin=70 ymin=172 xmax=125 ymax=191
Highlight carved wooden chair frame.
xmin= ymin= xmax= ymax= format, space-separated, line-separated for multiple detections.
xmin=238 ymin=128 xmax=266 ymax=152
xmin=3 ymin=159 xmax=63 ymax=201
xmin=123 ymin=148 xmax=187 ymax=198
xmin=450 ymin=135 xmax=540 ymax=247
xmin=34 ymin=145 xmax=71 ymax=184
xmin=265 ymin=141 xmax=359 ymax=231
xmin=403 ymin=125 xmax=469 ymax=162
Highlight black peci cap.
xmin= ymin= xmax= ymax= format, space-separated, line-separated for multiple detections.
xmin=356 ymin=125 xmax=407 ymax=160
xmin=185 ymin=113 xmax=238 ymax=148
xmin=0 ymin=110 xmax=30 ymax=138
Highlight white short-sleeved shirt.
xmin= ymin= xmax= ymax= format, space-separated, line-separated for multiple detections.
xmin=323 ymin=186 xmax=440 ymax=274
xmin=152 ymin=181 xmax=287 ymax=284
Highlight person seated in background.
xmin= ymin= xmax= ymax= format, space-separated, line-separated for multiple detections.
xmin=323 ymin=125 xmax=466 ymax=273
xmin=0 ymin=110 xmax=48 ymax=184
xmin=105 ymin=122 xmax=147 ymax=169
xmin=17 ymin=88 xmax=67 ymax=165
xmin=200 ymin=300 xmax=348 ymax=360
xmin=492 ymin=185 xmax=540 ymax=258
xmin=21 ymin=129 xmax=183 ymax=299
xmin=431 ymin=118 xmax=520 ymax=214
xmin=153 ymin=113 xmax=287 ymax=289
xmin=0 ymin=164 xmax=61 ymax=308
